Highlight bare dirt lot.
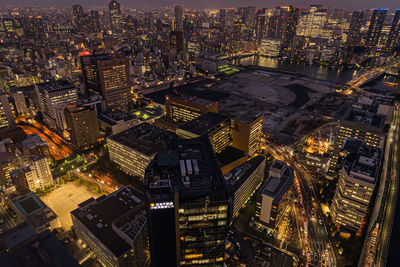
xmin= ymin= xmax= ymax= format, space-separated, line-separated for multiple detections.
xmin=41 ymin=182 xmax=100 ymax=229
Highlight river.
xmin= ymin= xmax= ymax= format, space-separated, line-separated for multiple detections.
xmin=232 ymin=56 xmax=399 ymax=93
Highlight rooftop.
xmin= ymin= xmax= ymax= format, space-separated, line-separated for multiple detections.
xmin=98 ymin=110 xmax=137 ymax=126
xmin=342 ymin=108 xmax=386 ymax=130
xmin=12 ymin=192 xmax=49 ymax=217
xmin=145 ymin=136 xmax=225 ymax=200
xmin=22 ymin=134 xmax=47 ymax=149
xmin=131 ymin=104 xmax=164 ymax=121
xmin=107 ymin=123 xmax=172 ymax=156
xmin=36 ymin=80 xmax=75 ymax=93
xmin=178 ymin=112 xmax=230 ymax=136
xmin=342 ymin=138 xmax=382 ymax=184
xmin=261 ymin=165 xmax=294 ymax=202
xmin=216 ymin=146 xmax=247 ymax=166
xmin=224 ymin=156 xmax=265 ymax=192
xmin=70 ymin=186 xmax=146 ymax=258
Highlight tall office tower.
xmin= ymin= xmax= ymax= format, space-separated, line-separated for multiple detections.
xmin=80 ymin=54 xmax=130 ymax=112
xmin=254 ymin=160 xmax=294 ymax=231
xmin=107 ymin=123 xmax=172 ymax=179
xmin=243 ymin=6 xmax=256 ymax=28
xmin=174 ymin=5 xmax=183 ymax=31
xmin=0 ymin=91 xmax=14 ymax=129
xmin=145 ymin=137 xmax=228 ymax=266
xmin=170 ymin=30 xmax=184 ymax=53
xmin=219 ymin=8 xmax=226 ymax=29
xmin=72 ymin=5 xmax=84 ymax=26
xmin=331 ymin=138 xmax=382 ymax=236
xmin=35 ymin=80 xmax=78 ymax=129
xmin=176 ymin=112 xmax=231 ymax=154
xmin=64 ymin=104 xmax=99 ymax=148
xmin=89 ymin=10 xmax=100 ymax=33
xmin=327 ymin=109 xmax=386 ymax=178
xmin=386 ymin=9 xmax=400 ymax=51
xmin=71 ymin=187 xmax=148 ymax=267
xmin=296 ymin=4 xmax=326 ymax=37
xmin=225 ymin=156 xmax=266 ymax=219
xmin=24 ymin=155 xmax=54 ymax=192
xmin=347 ymin=10 xmax=365 ymax=46
xmin=165 ymin=94 xmax=218 ymax=123
xmin=281 ymin=6 xmax=300 ymax=51
xmin=109 ymin=0 xmax=123 ymax=34
xmin=232 ymin=113 xmax=263 ymax=157
xmin=365 ymin=9 xmax=387 ymax=48
xmin=255 ymin=9 xmax=268 ymax=40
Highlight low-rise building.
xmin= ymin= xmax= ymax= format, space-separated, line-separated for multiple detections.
xmin=98 ymin=110 xmax=139 ymax=135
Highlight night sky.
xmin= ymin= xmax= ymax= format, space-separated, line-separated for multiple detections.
xmin=1 ymin=0 xmax=399 ymax=11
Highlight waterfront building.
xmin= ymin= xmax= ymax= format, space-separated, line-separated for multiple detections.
xmin=347 ymin=10 xmax=365 ymax=46
xmin=365 ymin=9 xmax=387 ymax=48
xmin=386 ymin=9 xmax=400 ymax=51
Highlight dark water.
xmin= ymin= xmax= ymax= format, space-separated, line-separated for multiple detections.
xmin=233 ymin=56 xmax=399 ymax=93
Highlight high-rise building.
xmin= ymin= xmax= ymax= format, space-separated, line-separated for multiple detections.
xmin=11 ymin=90 xmax=29 ymax=116
xmin=386 ymin=9 xmax=400 ymax=51
xmin=243 ymin=6 xmax=256 ymax=28
xmin=165 ymin=94 xmax=218 ymax=123
xmin=0 ymin=91 xmax=14 ymax=129
xmin=365 ymin=8 xmax=387 ymax=48
xmin=327 ymin=109 xmax=386 ymax=178
xmin=145 ymin=137 xmax=228 ymax=266
xmin=109 ymin=0 xmax=123 ymax=34
xmin=296 ymin=5 xmax=326 ymax=37
xmin=254 ymin=160 xmax=293 ymax=231
xmin=219 ymin=8 xmax=226 ymax=29
xmin=72 ymin=5 xmax=84 ymax=26
xmin=281 ymin=6 xmax=300 ymax=51
xmin=347 ymin=10 xmax=365 ymax=46
xmin=64 ymin=104 xmax=100 ymax=148
xmin=80 ymin=54 xmax=131 ymax=112
xmin=174 ymin=5 xmax=183 ymax=31
xmin=71 ymin=186 xmax=148 ymax=267
xmin=107 ymin=123 xmax=172 ymax=179
xmin=225 ymin=156 xmax=266 ymax=218
xmin=170 ymin=30 xmax=184 ymax=53
xmin=331 ymin=138 xmax=382 ymax=236
xmin=35 ymin=80 xmax=78 ymax=129
xmin=232 ymin=113 xmax=263 ymax=157
xmin=176 ymin=112 xmax=231 ymax=154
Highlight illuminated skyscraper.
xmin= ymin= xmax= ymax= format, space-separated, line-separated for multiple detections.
xmin=386 ymin=9 xmax=400 ymax=51
xmin=347 ymin=10 xmax=365 ymax=46
xmin=174 ymin=5 xmax=183 ymax=31
xmin=145 ymin=137 xmax=228 ymax=266
xmin=365 ymin=8 xmax=387 ymax=48
xmin=109 ymin=0 xmax=123 ymax=34
xmin=281 ymin=6 xmax=300 ymax=51
xmin=72 ymin=5 xmax=84 ymax=26
xmin=331 ymin=138 xmax=381 ymax=236
xmin=80 ymin=54 xmax=131 ymax=112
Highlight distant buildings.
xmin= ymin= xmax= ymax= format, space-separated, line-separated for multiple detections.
xmin=35 ymin=80 xmax=78 ymax=130
xmin=254 ymin=160 xmax=294 ymax=231
xmin=107 ymin=123 xmax=171 ymax=179
xmin=327 ymin=109 xmax=386 ymax=178
xmin=64 ymin=104 xmax=99 ymax=148
xmin=365 ymin=9 xmax=387 ymax=48
xmin=109 ymin=0 xmax=123 ymax=34
xmin=174 ymin=5 xmax=183 ymax=31
xmin=80 ymin=54 xmax=131 ymax=112
xmin=331 ymin=138 xmax=382 ymax=236
xmin=145 ymin=137 xmax=228 ymax=266
xmin=71 ymin=186 xmax=148 ymax=267
xmin=386 ymin=9 xmax=400 ymax=51
xmin=232 ymin=113 xmax=263 ymax=157
xmin=347 ymin=10 xmax=365 ymax=47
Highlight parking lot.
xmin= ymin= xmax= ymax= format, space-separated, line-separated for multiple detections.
xmin=41 ymin=182 xmax=101 ymax=229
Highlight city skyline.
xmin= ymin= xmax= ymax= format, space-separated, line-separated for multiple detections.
xmin=1 ymin=0 xmax=400 ymax=11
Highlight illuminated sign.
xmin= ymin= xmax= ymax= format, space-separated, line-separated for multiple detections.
xmin=150 ymin=201 xmax=174 ymax=209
